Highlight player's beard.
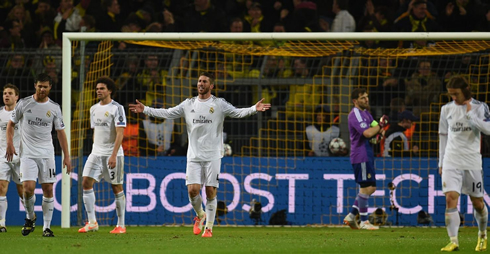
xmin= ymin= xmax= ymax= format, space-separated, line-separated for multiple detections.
xmin=198 ymin=86 xmax=210 ymax=95
xmin=36 ymin=90 xmax=50 ymax=100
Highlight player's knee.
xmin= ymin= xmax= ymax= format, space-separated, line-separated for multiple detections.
xmin=81 ymin=177 xmax=94 ymax=190
xmin=188 ymin=188 xmax=200 ymax=198
xmin=471 ymin=197 xmax=485 ymax=211
xmin=205 ymin=187 xmax=217 ymax=199
xmin=111 ymin=184 xmax=123 ymax=194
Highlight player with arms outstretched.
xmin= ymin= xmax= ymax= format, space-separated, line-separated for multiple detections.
xmin=6 ymin=73 xmax=71 ymax=237
xmin=78 ymin=77 xmax=127 ymax=234
xmin=439 ymin=76 xmax=489 ymax=252
xmin=130 ymin=71 xmax=271 ymax=237
xmin=0 ymin=84 xmax=23 ymax=232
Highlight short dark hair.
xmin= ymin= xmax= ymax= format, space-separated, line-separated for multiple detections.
xmin=3 ymin=83 xmax=19 ymax=96
xmin=200 ymin=71 xmax=215 ymax=85
xmin=351 ymin=87 xmax=367 ymax=100
xmin=35 ymin=73 xmax=53 ymax=86
xmin=96 ymin=76 xmax=116 ymax=93
xmin=447 ymin=76 xmax=471 ymax=100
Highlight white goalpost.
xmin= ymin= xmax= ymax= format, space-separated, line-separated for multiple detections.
xmin=61 ymin=32 xmax=490 ymax=228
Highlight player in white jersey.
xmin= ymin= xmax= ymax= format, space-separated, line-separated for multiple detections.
xmin=439 ymin=76 xmax=490 ymax=252
xmin=0 ymin=84 xmax=23 ymax=232
xmin=6 ymin=73 xmax=71 ymax=237
xmin=130 ymin=72 xmax=271 ymax=237
xmin=78 ymin=77 xmax=127 ymax=234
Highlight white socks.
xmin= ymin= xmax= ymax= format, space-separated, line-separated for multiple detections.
xmin=83 ymin=189 xmax=96 ymax=223
xmin=115 ymin=191 xmax=126 ymax=228
xmin=24 ymin=194 xmax=35 ymax=220
xmin=205 ymin=197 xmax=217 ymax=230
xmin=190 ymin=194 xmax=205 ymax=218
xmin=0 ymin=196 xmax=6 ymax=227
xmin=42 ymin=196 xmax=54 ymax=230
xmin=445 ymin=208 xmax=460 ymax=245
xmin=475 ymin=205 xmax=488 ymax=238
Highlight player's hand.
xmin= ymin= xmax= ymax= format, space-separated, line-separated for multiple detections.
xmin=255 ymin=98 xmax=271 ymax=112
xmin=108 ymin=155 xmax=116 ymax=169
xmin=5 ymin=144 xmax=16 ymax=162
xmin=129 ymin=99 xmax=145 ymax=113
xmin=379 ymin=115 xmax=389 ymax=128
xmin=439 ymin=167 xmax=442 ymax=175
xmin=63 ymin=156 xmax=72 ymax=174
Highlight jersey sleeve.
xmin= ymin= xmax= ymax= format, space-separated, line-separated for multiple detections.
xmin=90 ymin=105 xmax=95 ymax=129
xmin=114 ymin=103 xmax=127 ymax=128
xmin=438 ymin=105 xmax=448 ymax=135
xmin=143 ymin=100 xmax=185 ymax=119
xmin=53 ymin=105 xmax=65 ymax=130
xmin=438 ymin=105 xmax=448 ymax=168
xmin=219 ymin=98 xmax=257 ymax=118
xmin=349 ymin=109 xmax=370 ymax=135
xmin=466 ymin=102 xmax=490 ymax=135
xmin=10 ymin=99 xmax=24 ymax=124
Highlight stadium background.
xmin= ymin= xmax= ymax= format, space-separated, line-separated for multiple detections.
xmin=1 ymin=0 xmax=490 ymax=228
xmin=2 ymin=43 xmax=490 ymax=227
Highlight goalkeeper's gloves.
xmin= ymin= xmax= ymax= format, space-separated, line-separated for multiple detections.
xmin=379 ymin=115 xmax=389 ymax=128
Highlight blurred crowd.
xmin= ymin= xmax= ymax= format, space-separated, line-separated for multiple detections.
xmin=2 ymin=0 xmax=490 ymax=50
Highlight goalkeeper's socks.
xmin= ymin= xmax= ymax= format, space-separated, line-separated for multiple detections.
xmin=357 ymin=193 xmax=369 ymax=221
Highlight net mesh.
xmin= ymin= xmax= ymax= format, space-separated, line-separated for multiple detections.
xmin=62 ymin=38 xmax=490 ymax=226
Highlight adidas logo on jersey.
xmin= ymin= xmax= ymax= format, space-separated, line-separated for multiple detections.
xmin=26 ymin=109 xmax=32 ymax=113
xmin=447 ymin=116 xmax=452 ymax=119
xmin=190 ymin=109 xmax=195 ymax=113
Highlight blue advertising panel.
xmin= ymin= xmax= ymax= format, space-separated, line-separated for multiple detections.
xmin=4 ymin=156 xmax=490 ymax=226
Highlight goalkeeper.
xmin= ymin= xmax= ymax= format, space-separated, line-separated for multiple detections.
xmin=130 ymin=72 xmax=270 ymax=237
xmin=343 ymin=88 xmax=387 ymax=230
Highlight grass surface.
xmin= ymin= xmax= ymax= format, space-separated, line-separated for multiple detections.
xmin=0 ymin=226 xmax=483 ymax=253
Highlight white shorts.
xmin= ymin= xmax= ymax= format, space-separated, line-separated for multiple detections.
xmin=0 ymin=160 xmax=21 ymax=184
xmin=82 ymin=154 xmax=124 ymax=185
xmin=20 ymin=157 xmax=56 ymax=184
xmin=186 ymin=159 xmax=221 ymax=188
xmin=442 ymin=169 xmax=484 ymax=198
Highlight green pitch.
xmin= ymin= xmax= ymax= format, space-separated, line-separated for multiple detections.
xmin=0 ymin=226 xmax=482 ymax=253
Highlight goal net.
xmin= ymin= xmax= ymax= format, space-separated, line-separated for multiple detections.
xmin=62 ymin=32 xmax=490 ymax=227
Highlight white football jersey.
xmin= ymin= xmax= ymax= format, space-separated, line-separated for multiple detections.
xmin=305 ymin=124 xmax=340 ymax=156
xmin=143 ymin=96 xmax=257 ymax=161
xmin=11 ymin=96 xmax=65 ymax=158
xmin=90 ymin=100 xmax=126 ymax=156
xmin=439 ymin=98 xmax=490 ymax=170
xmin=0 ymin=106 xmax=20 ymax=162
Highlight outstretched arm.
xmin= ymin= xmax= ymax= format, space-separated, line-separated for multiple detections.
xmin=129 ymin=99 xmax=146 ymax=114
xmin=255 ymin=98 xmax=271 ymax=112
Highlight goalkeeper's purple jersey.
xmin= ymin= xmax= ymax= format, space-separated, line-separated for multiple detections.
xmin=348 ymin=107 xmax=375 ymax=164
